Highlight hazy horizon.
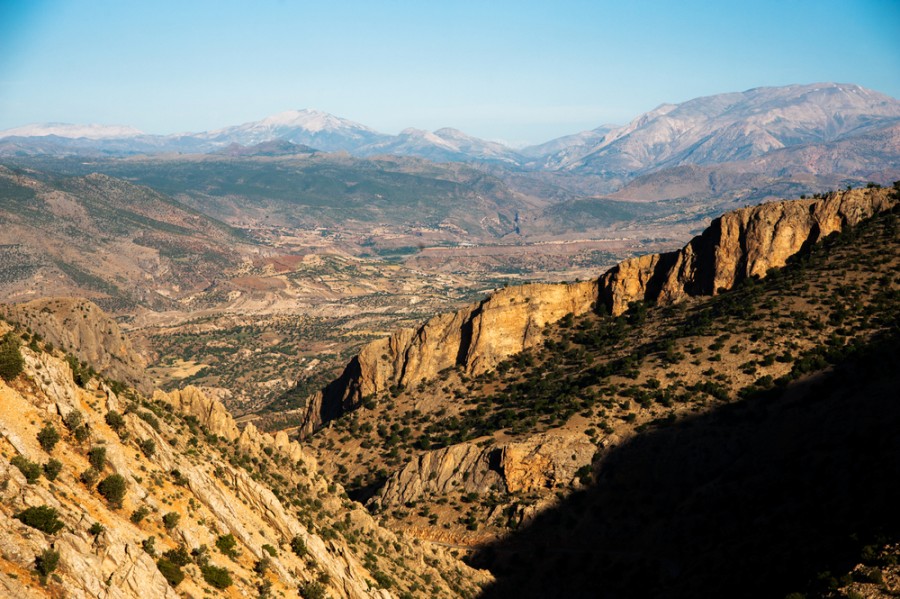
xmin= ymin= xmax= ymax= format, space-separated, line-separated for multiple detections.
xmin=1 ymin=0 xmax=898 ymax=145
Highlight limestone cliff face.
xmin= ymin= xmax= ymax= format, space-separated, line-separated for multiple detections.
xmin=300 ymin=187 xmax=896 ymax=434
xmin=596 ymin=188 xmax=897 ymax=315
xmin=0 ymin=298 xmax=150 ymax=393
xmin=301 ymin=280 xmax=598 ymax=435
xmin=372 ymin=432 xmax=596 ymax=511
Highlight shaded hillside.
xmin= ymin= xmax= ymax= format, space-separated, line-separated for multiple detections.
xmin=0 ymin=166 xmax=249 ymax=311
xmin=474 ymin=327 xmax=900 ymax=599
xmin=299 ymin=189 xmax=899 ymax=553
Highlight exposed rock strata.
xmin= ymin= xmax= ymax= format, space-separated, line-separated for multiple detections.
xmin=0 ymin=298 xmax=150 ymax=393
xmin=372 ymin=432 xmax=596 ymax=510
xmin=301 ymin=188 xmax=896 ymax=434
xmin=0 ymin=328 xmax=490 ymax=598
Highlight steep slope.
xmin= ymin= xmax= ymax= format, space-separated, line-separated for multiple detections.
xmin=297 ymin=186 xmax=897 ymax=435
xmin=0 ymin=314 xmax=489 ymax=598
xmin=610 ymin=120 xmax=900 ymax=204
xmin=0 ymin=298 xmax=150 ymax=394
xmin=303 ymin=186 xmax=899 ymax=554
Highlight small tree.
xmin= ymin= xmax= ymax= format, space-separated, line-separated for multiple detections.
xmin=80 ymin=467 xmax=100 ymax=486
xmin=298 ymin=581 xmax=327 ymax=599
xmin=0 ymin=334 xmax=24 ymax=382
xmin=97 ymin=474 xmax=127 ymax=508
xmin=130 ymin=506 xmax=151 ymax=524
xmin=216 ymin=533 xmax=239 ymax=558
xmin=43 ymin=459 xmax=63 ymax=481
xmin=290 ymin=535 xmax=308 ymax=558
xmin=156 ymin=558 xmax=185 ymax=587
xmin=37 ymin=424 xmax=60 ymax=452
xmin=35 ymin=548 xmax=60 ymax=583
xmin=105 ymin=410 xmax=125 ymax=432
xmin=162 ymin=512 xmax=180 ymax=530
xmin=138 ymin=438 xmax=156 ymax=458
xmin=11 ymin=455 xmax=42 ymax=483
xmin=87 ymin=446 xmax=107 ymax=471
xmin=15 ymin=505 xmax=65 ymax=534
xmin=201 ymin=564 xmax=233 ymax=589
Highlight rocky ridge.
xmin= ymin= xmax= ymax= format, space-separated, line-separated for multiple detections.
xmin=0 ymin=317 xmax=489 ymax=598
xmin=299 ymin=187 xmax=897 ymax=435
xmin=1 ymin=298 xmax=151 ymax=393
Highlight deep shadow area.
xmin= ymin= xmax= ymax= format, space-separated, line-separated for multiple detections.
xmin=473 ymin=329 xmax=900 ymax=599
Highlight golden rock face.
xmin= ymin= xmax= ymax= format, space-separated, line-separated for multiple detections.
xmin=303 ymin=187 xmax=897 ymax=435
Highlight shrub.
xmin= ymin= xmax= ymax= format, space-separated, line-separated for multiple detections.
xmin=80 ymin=467 xmax=99 ymax=486
xmin=11 ymin=455 xmax=42 ymax=483
xmin=63 ymin=410 xmax=83 ymax=431
xmin=290 ymin=535 xmax=308 ymax=557
xmin=201 ymin=564 xmax=233 ymax=589
xmin=142 ymin=536 xmax=156 ymax=556
xmin=138 ymin=438 xmax=156 ymax=458
xmin=261 ymin=543 xmax=278 ymax=557
xmin=105 ymin=410 xmax=125 ymax=432
xmin=254 ymin=556 xmax=271 ymax=574
xmin=88 ymin=446 xmax=106 ymax=471
xmin=156 ymin=558 xmax=185 ymax=587
xmin=298 ymin=581 xmax=328 ymax=599
xmin=15 ymin=505 xmax=64 ymax=534
xmin=73 ymin=425 xmax=90 ymax=443
xmin=130 ymin=506 xmax=151 ymax=523
xmin=162 ymin=546 xmax=191 ymax=567
xmin=216 ymin=533 xmax=239 ymax=558
xmin=0 ymin=334 xmax=24 ymax=382
xmin=34 ymin=548 xmax=60 ymax=582
xmin=97 ymin=474 xmax=127 ymax=507
xmin=37 ymin=424 xmax=60 ymax=452
xmin=162 ymin=512 xmax=180 ymax=530
xmin=372 ymin=570 xmax=394 ymax=589
xmin=89 ymin=522 xmax=105 ymax=536
xmin=43 ymin=459 xmax=62 ymax=481
xmin=137 ymin=411 xmax=160 ymax=432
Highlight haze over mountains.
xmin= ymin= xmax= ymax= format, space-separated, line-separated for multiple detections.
xmin=3 ymin=83 xmax=898 ymax=194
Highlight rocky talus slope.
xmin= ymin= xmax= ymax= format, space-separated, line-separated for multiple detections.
xmin=299 ymin=187 xmax=896 ymax=434
xmin=0 ymin=318 xmax=489 ymax=598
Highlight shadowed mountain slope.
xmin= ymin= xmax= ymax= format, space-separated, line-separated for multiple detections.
xmin=473 ymin=327 xmax=900 ymax=598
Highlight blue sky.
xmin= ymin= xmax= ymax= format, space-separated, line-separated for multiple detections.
xmin=1 ymin=0 xmax=898 ymax=144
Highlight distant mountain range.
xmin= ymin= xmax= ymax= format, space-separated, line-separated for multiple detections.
xmin=2 ymin=83 xmax=899 ymax=199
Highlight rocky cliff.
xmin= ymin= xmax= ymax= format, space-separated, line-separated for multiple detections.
xmin=0 ymin=316 xmax=489 ymax=598
xmin=0 ymin=298 xmax=151 ymax=393
xmin=299 ymin=187 xmax=897 ymax=434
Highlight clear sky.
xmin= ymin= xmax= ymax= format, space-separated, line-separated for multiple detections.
xmin=1 ymin=0 xmax=898 ymax=145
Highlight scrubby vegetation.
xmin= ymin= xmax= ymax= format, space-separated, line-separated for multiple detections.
xmin=97 ymin=474 xmax=127 ymax=507
xmin=14 ymin=505 xmax=65 ymax=534
xmin=0 ymin=332 xmax=24 ymax=382
xmin=307 ymin=201 xmax=900 ymax=545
